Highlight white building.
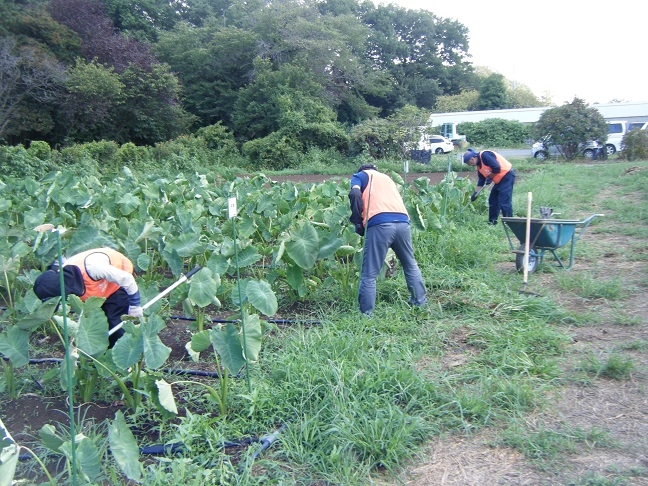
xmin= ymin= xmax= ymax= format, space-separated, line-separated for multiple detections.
xmin=428 ymin=101 xmax=648 ymax=126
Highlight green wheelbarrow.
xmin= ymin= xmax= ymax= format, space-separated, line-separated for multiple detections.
xmin=501 ymin=214 xmax=603 ymax=273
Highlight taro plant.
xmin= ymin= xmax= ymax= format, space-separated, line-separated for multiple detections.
xmin=174 ymin=278 xmax=275 ymax=419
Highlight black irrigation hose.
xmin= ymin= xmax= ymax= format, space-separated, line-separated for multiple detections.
xmin=18 ymin=437 xmax=263 ymax=461
xmin=3 ymin=356 xmax=236 ymax=379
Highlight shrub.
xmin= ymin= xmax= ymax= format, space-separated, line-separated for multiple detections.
xmin=533 ymin=98 xmax=607 ymax=160
xmin=242 ymin=132 xmax=303 ymax=170
xmin=0 ymin=144 xmax=52 ymax=178
xmin=82 ymin=140 xmax=120 ymax=166
xmin=620 ymin=129 xmax=648 ymax=161
xmin=116 ymin=142 xmax=150 ymax=169
xmin=27 ymin=141 xmax=51 ymax=160
xmin=195 ymin=123 xmax=239 ymax=155
xmin=457 ymin=118 xmax=530 ymax=147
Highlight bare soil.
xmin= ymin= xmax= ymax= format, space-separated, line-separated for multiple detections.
xmin=2 ymin=172 xmax=646 ymax=485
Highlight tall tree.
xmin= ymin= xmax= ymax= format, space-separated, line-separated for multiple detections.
xmin=476 ymin=73 xmax=508 ymax=110
xmin=155 ymin=23 xmax=259 ymax=126
xmin=0 ymin=37 xmax=65 ymax=141
xmin=360 ymin=3 xmax=471 ymax=113
xmin=49 ymin=0 xmax=156 ymax=73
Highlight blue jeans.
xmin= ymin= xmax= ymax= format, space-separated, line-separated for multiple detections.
xmin=489 ymin=170 xmax=515 ymax=224
xmin=358 ymin=222 xmax=426 ymax=314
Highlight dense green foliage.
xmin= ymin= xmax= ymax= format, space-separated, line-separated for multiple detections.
xmin=621 ymin=127 xmax=648 ymax=161
xmin=533 ymin=98 xmax=608 ymax=160
xmin=457 ymin=118 xmax=530 ymax=146
xmin=1 ymin=0 xmax=473 ymax=147
xmin=0 ymin=0 xmax=552 ymax=169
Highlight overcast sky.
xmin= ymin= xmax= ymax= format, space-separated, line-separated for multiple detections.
xmin=377 ymin=0 xmax=648 ymax=106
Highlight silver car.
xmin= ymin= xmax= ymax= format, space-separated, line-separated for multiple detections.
xmin=531 ymin=138 xmax=602 ymax=160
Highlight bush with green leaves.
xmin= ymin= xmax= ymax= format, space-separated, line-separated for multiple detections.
xmin=533 ymin=98 xmax=608 ymax=160
xmin=0 ymin=144 xmax=53 ymax=179
xmin=457 ymin=118 xmax=530 ymax=147
xmin=621 ymin=128 xmax=648 ymax=161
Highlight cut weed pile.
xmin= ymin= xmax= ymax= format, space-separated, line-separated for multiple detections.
xmin=1 ymin=160 xmax=646 ymax=485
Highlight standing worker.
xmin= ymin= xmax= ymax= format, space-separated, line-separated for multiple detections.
xmin=33 ymin=247 xmax=143 ymax=347
xmin=463 ymin=148 xmax=516 ymax=225
xmin=348 ymin=163 xmax=426 ymax=315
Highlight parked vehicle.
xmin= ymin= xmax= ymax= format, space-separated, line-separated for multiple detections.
xmin=439 ymin=122 xmax=467 ymax=148
xmin=409 ymin=134 xmax=454 ymax=163
xmin=627 ymin=121 xmax=648 ymax=131
xmin=426 ymin=134 xmax=455 ymax=154
xmin=531 ymin=138 xmax=601 ymax=160
xmin=604 ymin=121 xmax=627 ymax=155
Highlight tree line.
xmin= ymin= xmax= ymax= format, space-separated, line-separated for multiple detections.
xmin=0 ymin=0 xmax=546 ymax=167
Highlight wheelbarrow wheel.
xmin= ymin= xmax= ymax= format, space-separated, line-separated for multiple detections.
xmin=515 ymin=244 xmax=538 ymax=274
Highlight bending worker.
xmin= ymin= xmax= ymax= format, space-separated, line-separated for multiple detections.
xmin=348 ymin=163 xmax=426 ymax=315
xmin=33 ymin=247 xmax=143 ymax=347
xmin=463 ymin=148 xmax=516 ymax=225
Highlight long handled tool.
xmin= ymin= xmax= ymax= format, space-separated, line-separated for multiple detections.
xmin=109 ymin=265 xmax=202 ymax=336
xmin=519 ymin=192 xmax=540 ymax=296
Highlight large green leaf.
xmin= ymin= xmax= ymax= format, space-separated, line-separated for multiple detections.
xmin=245 ymin=279 xmax=277 ymax=317
xmin=0 ymin=418 xmax=19 ymax=486
xmin=164 ymin=233 xmax=203 ymax=258
xmin=190 ymin=330 xmax=212 ymax=353
xmin=16 ymin=299 xmax=59 ymax=331
xmin=242 ymin=313 xmax=262 ymax=362
xmin=188 ymin=268 xmax=220 ymax=308
xmin=108 ymin=411 xmax=142 ymax=482
xmin=210 ymin=324 xmax=245 ymax=376
xmin=286 ymin=222 xmax=319 ymax=269
xmin=76 ymin=305 xmax=109 ymax=358
xmin=317 ymin=234 xmax=342 ymax=260
xmin=39 ymin=424 xmax=64 ymax=453
xmin=206 ymin=252 xmax=229 ymax=276
xmin=0 ymin=327 xmax=29 ymax=367
xmin=112 ymin=332 xmax=143 ymax=370
xmin=117 ymin=193 xmax=141 ymax=216
xmin=409 ymin=204 xmax=426 ymax=231
xmin=60 ymin=435 xmax=101 ymax=483
xmin=234 ymin=245 xmax=262 ymax=268
xmin=286 ymin=264 xmax=303 ymax=291
xmin=143 ymin=315 xmax=171 ymax=370
xmin=161 ymin=248 xmax=184 ymax=277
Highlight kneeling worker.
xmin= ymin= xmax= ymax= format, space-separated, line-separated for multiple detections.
xmin=34 ymin=247 xmax=142 ymax=347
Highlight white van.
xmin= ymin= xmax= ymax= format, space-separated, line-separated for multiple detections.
xmin=604 ymin=121 xmax=627 ymax=155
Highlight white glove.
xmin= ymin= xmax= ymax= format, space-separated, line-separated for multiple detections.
xmin=128 ymin=305 xmax=143 ymax=318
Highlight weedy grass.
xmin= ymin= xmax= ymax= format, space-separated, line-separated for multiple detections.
xmin=555 ymin=272 xmax=624 ymax=300
xmin=497 ymin=422 xmax=615 ymax=468
xmin=577 ymin=352 xmax=636 ymax=380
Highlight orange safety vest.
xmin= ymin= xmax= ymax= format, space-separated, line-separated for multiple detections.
xmin=477 ymin=152 xmax=512 ymax=184
xmin=65 ymin=248 xmax=134 ymax=301
xmin=361 ymin=170 xmax=408 ymax=223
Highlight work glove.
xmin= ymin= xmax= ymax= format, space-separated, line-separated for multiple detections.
xmin=355 ymin=223 xmax=365 ymax=236
xmin=485 ymin=178 xmax=492 ymax=185
xmin=128 ymin=305 xmax=143 ymax=318
xmin=470 ymin=191 xmax=478 ymax=202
